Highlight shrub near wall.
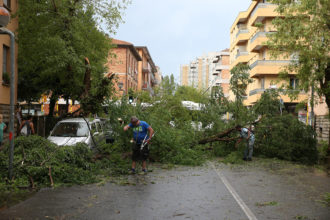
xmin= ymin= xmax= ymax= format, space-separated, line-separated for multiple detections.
xmin=254 ymin=114 xmax=318 ymax=164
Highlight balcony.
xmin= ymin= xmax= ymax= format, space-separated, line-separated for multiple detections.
xmin=246 ymin=88 xmax=308 ymax=105
xmin=190 ymin=64 xmax=197 ymax=69
xmin=142 ymin=83 xmax=154 ymax=96
xmin=212 ymin=57 xmax=219 ymax=63
xmin=249 ymin=88 xmax=265 ymax=96
xmin=250 ymin=3 xmax=278 ymax=26
xmin=150 ymin=72 xmax=156 ymax=84
xmin=249 ymin=60 xmax=291 ymax=78
xmin=236 ymin=29 xmax=249 ymax=38
xmin=231 ymin=52 xmax=254 ymax=69
xmin=215 ymin=64 xmax=229 ymax=71
xmin=249 ymin=32 xmax=274 ymax=52
xmin=143 ymin=66 xmax=152 ymax=73
xmin=213 ymin=70 xmax=220 ymax=76
xmin=235 ymin=51 xmax=248 ymax=59
xmin=231 ymin=29 xmax=250 ymax=50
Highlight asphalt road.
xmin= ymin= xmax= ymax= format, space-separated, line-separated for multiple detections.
xmin=1 ymin=160 xmax=329 ymax=220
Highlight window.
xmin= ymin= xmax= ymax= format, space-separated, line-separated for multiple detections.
xmin=3 ymin=45 xmax=9 ymax=74
xmin=262 ymin=50 xmax=266 ymax=60
xmin=290 ymin=78 xmax=299 ymax=89
xmin=3 ymin=0 xmax=11 ymax=9
xmin=260 ymin=77 xmax=265 ymax=89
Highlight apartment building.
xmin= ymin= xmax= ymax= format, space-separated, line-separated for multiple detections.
xmin=180 ymin=50 xmax=230 ymax=97
xmin=106 ymin=39 xmax=142 ymax=96
xmin=136 ymin=46 xmax=157 ymax=96
xmin=210 ymin=49 xmax=230 ymax=98
xmin=0 ymin=0 xmax=18 ymax=123
xmin=229 ymin=0 xmax=307 ymax=111
xmin=155 ymin=66 xmax=163 ymax=87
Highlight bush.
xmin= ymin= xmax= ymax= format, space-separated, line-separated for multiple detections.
xmin=317 ymin=140 xmax=329 ymax=164
xmin=254 ymin=114 xmax=318 ymax=164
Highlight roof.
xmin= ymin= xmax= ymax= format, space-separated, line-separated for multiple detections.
xmin=135 ymin=46 xmax=157 ymax=72
xmin=111 ymin=39 xmax=142 ymax=61
xmin=57 ymin=118 xmax=101 ymax=123
xmin=111 ymin=39 xmax=133 ymax=46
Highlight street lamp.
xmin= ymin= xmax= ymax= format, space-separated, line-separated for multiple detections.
xmin=0 ymin=6 xmax=16 ymax=180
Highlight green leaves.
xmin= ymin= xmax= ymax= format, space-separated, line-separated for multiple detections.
xmin=254 ymin=114 xmax=318 ymax=164
xmin=267 ymin=0 xmax=330 ymax=110
xmin=17 ymin=0 xmax=128 ymax=115
xmin=230 ymin=63 xmax=253 ymax=102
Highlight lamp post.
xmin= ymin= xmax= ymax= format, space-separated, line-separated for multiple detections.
xmin=0 ymin=7 xmax=16 ymax=180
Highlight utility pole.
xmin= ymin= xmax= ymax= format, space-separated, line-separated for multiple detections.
xmin=0 ymin=7 xmax=16 ymax=180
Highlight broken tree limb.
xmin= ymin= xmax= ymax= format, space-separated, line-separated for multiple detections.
xmin=48 ymin=167 xmax=54 ymax=187
xmin=198 ymin=127 xmax=236 ymax=145
xmin=197 ymin=116 xmax=264 ymax=146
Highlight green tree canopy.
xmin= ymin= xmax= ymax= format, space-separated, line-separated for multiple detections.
xmin=230 ymin=63 xmax=253 ymax=102
xmin=17 ymin=0 xmax=129 ymax=115
xmin=267 ymin=0 xmax=330 ymax=111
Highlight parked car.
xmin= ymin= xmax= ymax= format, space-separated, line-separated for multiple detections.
xmin=48 ymin=118 xmax=107 ymax=148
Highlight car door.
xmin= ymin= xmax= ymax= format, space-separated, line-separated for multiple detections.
xmin=95 ymin=121 xmax=105 ymax=144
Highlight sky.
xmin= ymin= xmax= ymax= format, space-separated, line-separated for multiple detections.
xmin=114 ymin=0 xmax=252 ymax=82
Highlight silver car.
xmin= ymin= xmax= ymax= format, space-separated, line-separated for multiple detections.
xmin=48 ymin=118 xmax=105 ymax=148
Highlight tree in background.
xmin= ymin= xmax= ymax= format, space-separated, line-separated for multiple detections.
xmin=159 ymin=74 xmax=176 ymax=97
xmin=17 ymin=0 xmax=130 ymax=116
xmin=267 ymin=0 xmax=330 ymax=114
xmin=230 ymin=64 xmax=253 ymax=102
xmin=230 ymin=64 xmax=253 ymax=121
xmin=267 ymin=0 xmax=330 ymax=152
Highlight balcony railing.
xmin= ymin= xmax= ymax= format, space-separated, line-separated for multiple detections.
xmin=251 ymin=3 xmax=277 ymax=18
xmin=216 ymin=64 xmax=229 ymax=71
xmin=249 ymin=88 xmax=265 ymax=96
xmin=143 ymin=67 xmax=152 ymax=73
xmin=235 ymin=51 xmax=248 ymax=59
xmin=235 ymin=29 xmax=249 ymax=38
xmin=249 ymin=87 xmax=306 ymax=97
xmin=250 ymin=60 xmax=291 ymax=69
xmin=250 ymin=31 xmax=274 ymax=44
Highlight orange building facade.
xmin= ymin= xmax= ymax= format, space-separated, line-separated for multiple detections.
xmin=0 ymin=0 xmax=18 ymax=122
xmin=136 ymin=46 xmax=157 ymax=96
xmin=106 ymin=39 xmax=142 ymax=97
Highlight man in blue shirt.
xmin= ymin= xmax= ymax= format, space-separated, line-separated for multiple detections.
xmin=124 ymin=116 xmax=154 ymax=173
xmin=235 ymin=125 xmax=255 ymax=161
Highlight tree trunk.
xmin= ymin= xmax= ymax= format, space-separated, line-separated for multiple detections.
xmin=48 ymin=95 xmax=57 ymax=118
xmin=198 ymin=128 xmax=236 ymax=145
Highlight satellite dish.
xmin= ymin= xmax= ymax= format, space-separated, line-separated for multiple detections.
xmin=0 ymin=7 xmax=10 ymax=27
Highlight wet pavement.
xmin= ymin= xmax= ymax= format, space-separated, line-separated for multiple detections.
xmin=1 ymin=159 xmax=329 ymax=220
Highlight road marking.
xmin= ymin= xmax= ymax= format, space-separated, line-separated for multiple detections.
xmin=210 ymin=162 xmax=258 ymax=220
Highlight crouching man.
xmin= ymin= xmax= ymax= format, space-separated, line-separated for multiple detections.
xmin=235 ymin=125 xmax=255 ymax=161
xmin=124 ymin=116 xmax=154 ymax=173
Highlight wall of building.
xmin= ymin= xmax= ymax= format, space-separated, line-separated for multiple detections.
xmin=229 ymin=0 xmax=307 ymax=106
xmin=107 ymin=46 xmax=139 ymax=96
xmin=0 ymin=0 xmax=19 ymax=130
xmin=180 ymin=65 xmax=189 ymax=86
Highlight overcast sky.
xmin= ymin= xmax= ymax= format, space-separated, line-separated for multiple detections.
xmin=114 ymin=0 xmax=251 ymax=82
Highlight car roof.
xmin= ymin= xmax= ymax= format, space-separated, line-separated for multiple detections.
xmin=57 ymin=118 xmax=101 ymax=123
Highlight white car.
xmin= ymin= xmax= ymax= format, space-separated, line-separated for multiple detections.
xmin=48 ymin=118 xmax=106 ymax=148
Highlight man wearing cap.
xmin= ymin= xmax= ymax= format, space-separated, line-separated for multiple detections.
xmin=124 ymin=116 xmax=154 ymax=173
xmin=235 ymin=125 xmax=255 ymax=161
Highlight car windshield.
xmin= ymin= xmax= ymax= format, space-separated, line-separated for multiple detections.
xmin=51 ymin=122 xmax=89 ymax=137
